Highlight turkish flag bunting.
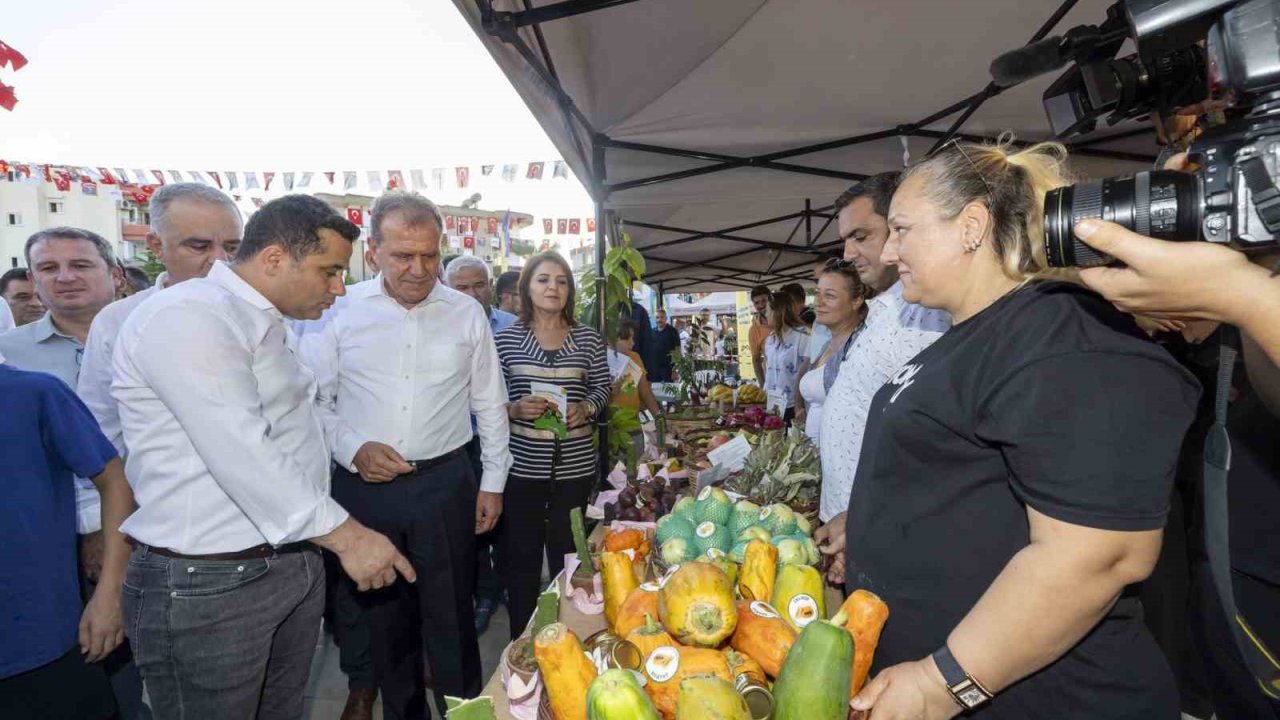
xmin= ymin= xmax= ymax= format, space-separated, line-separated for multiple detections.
xmin=543 ymin=218 xmax=553 ymax=234
xmin=569 ymin=218 xmax=581 ymax=234
xmin=463 ymin=236 xmax=475 ymax=249
xmin=347 ymin=207 xmax=364 ymax=226
xmin=557 ymin=219 xmax=567 ymax=234
xmin=97 ymin=168 xmax=117 ymax=184
xmin=325 ymin=172 xmax=336 ymax=185
xmin=527 ymin=162 xmax=544 ymax=180
xmin=487 ymin=217 xmax=499 ymax=235
xmin=445 ymin=215 xmax=456 ymax=231
xmin=129 ymin=190 xmax=148 ymax=204
xmin=141 ymin=185 xmax=158 ymax=198
xmin=150 ymin=170 xmax=165 ymax=185
xmin=0 ymin=82 xmax=15 ymax=112
xmin=42 ymin=165 xmax=52 ymax=182
xmin=587 ymin=218 xmax=596 ymax=233
xmin=263 ymin=172 xmax=275 ymax=191
xmin=0 ymin=160 xmax=7 ymax=175
xmin=456 ymin=167 xmax=469 ymax=188
xmin=54 ymin=175 xmax=71 ymax=192
xmin=0 ymin=41 xmax=28 ymax=71
xmin=15 ymin=164 xmax=30 ymax=178
xmin=207 ymin=171 xmax=222 ymax=189
xmin=387 ymin=170 xmax=404 ymax=190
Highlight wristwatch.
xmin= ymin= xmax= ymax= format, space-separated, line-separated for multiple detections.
xmin=931 ymin=645 xmax=993 ymax=711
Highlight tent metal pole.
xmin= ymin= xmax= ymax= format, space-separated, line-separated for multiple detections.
xmin=501 ymin=0 xmax=645 ymax=28
xmin=625 ymin=220 xmax=826 ymax=255
xmin=638 ymin=206 xmax=835 ymax=254
xmin=805 ymin=199 xmax=813 ymax=246
xmin=592 ymin=137 xmax=610 ymax=484
xmin=911 ymin=129 xmax=1157 ymax=163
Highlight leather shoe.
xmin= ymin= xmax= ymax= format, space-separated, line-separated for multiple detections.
xmin=340 ymin=688 xmax=376 ymax=720
xmin=474 ymin=597 xmax=497 ymax=635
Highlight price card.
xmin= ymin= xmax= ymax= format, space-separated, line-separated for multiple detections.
xmin=529 ymin=381 xmax=568 ymax=418
xmin=706 ymin=434 xmax=751 ymax=473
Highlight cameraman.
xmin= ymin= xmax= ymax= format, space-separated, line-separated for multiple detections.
xmin=1076 ymin=217 xmax=1280 ymax=719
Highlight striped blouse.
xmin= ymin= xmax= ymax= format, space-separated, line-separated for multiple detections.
xmin=494 ymin=323 xmax=612 ymax=483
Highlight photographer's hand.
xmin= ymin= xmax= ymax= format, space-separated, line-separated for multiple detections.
xmin=1074 ymin=219 xmax=1280 ymax=366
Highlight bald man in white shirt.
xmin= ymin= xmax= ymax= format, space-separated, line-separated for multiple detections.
xmin=114 ymin=195 xmax=415 ymax=720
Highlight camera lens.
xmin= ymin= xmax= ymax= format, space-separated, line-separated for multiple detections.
xmin=1044 ymin=170 xmax=1201 ymax=267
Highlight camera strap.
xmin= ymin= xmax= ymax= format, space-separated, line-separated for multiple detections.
xmin=1203 ymin=332 xmax=1280 ymax=698
xmin=1241 ymin=156 xmax=1280 ymax=234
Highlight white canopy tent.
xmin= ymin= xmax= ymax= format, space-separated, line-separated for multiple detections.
xmin=451 ymin=0 xmax=1158 ymax=294
xmin=664 ymin=292 xmax=740 ymax=317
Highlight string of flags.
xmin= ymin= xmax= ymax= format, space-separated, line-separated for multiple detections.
xmin=0 ymin=40 xmax=28 ymax=111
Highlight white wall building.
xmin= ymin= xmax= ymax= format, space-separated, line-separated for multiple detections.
xmin=0 ymin=174 xmax=142 ymax=269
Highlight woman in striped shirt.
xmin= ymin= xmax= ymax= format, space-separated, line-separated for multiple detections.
xmin=494 ymin=251 xmax=611 ymax=636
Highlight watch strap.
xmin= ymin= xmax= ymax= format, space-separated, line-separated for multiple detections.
xmin=931 ymin=645 xmax=992 ymax=710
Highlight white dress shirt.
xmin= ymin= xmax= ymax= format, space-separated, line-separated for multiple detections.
xmin=818 ymin=281 xmax=951 ymax=521
xmin=298 ymin=277 xmax=512 ymax=493
xmin=0 ymin=299 xmax=12 ymax=333
xmin=112 ymin=262 xmax=348 ymax=553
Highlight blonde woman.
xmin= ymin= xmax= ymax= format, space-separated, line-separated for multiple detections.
xmin=842 ymin=141 xmax=1199 ymax=720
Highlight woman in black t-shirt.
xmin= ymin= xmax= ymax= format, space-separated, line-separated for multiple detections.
xmin=844 ymin=141 xmax=1200 ymax=720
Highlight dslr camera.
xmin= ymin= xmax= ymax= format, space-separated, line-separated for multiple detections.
xmin=993 ymin=0 xmax=1280 ymax=267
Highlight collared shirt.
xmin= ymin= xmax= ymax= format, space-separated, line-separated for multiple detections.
xmin=818 ymin=281 xmax=951 ymax=521
xmin=79 ymin=284 xmax=164 ymax=456
xmin=491 ymin=307 xmax=517 ymax=333
xmin=0 ymin=299 xmax=12 ymax=333
xmin=112 ymin=262 xmax=347 ymax=553
xmin=299 ymin=278 xmax=512 ymax=493
xmin=0 ymin=311 xmax=102 ymax=533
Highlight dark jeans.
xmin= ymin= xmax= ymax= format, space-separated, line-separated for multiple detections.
xmin=497 ymin=475 xmax=594 ymax=640
xmin=466 ymin=436 xmax=503 ymax=607
xmin=322 ymin=549 xmax=375 ymax=691
xmin=332 ymin=453 xmax=482 ymax=720
xmin=122 ymin=545 xmax=325 ymax=720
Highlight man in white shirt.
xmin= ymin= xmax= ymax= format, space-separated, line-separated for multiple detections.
xmin=814 ymin=173 xmax=951 ymax=583
xmin=114 ymin=195 xmax=415 ymax=720
xmin=301 ymin=192 xmax=511 ymax=720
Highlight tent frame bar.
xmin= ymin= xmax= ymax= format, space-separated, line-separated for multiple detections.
xmin=476 ymin=0 xmax=1158 ymax=290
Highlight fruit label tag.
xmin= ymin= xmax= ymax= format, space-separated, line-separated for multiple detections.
xmin=698 ymin=485 xmax=713 ymax=501
xmin=749 ymin=601 xmax=781 ymax=619
xmin=696 ymin=522 xmax=716 ymax=539
xmin=639 ymin=581 xmax=661 ymax=592
xmin=705 ymin=548 xmax=727 ymax=560
xmin=788 ymin=595 xmax=819 ymax=628
xmin=646 ymin=646 xmax=680 ymax=683
xmin=758 ymin=506 xmax=773 ymax=522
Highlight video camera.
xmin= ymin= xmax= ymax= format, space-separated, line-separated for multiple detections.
xmin=990 ymin=0 xmax=1280 ymax=267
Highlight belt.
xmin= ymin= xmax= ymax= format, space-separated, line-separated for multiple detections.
xmin=139 ymin=542 xmax=309 ymax=562
xmin=401 ymin=447 xmax=466 ymax=475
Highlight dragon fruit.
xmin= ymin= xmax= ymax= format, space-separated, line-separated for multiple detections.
xmin=762 ymin=415 xmax=784 ymax=430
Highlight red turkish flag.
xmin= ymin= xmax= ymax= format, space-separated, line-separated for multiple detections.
xmin=387 ymin=170 xmax=403 ymax=190
xmin=0 ymin=82 xmax=15 ymax=112
xmin=0 ymin=160 xmax=8 ymax=175
xmin=0 ymin=41 xmax=28 ymax=71
xmin=557 ymin=219 xmax=567 ymax=234
xmin=347 ymin=207 xmax=364 ymax=226
xmin=487 ymin=217 xmax=499 ymax=235
xmin=15 ymin=164 xmax=30 ymax=178
xmin=586 ymin=218 xmax=596 ymax=233
xmin=445 ymin=215 xmax=456 ymax=231
xmin=129 ymin=190 xmax=148 ymax=204
xmin=42 ymin=165 xmax=52 ymax=182
xmin=141 ymin=184 xmax=158 ymax=198
xmin=206 ymin=171 xmax=222 ymax=189
xmin=152 ymin=170 xmax=167 ymax=185
xmin=54 ymin=175 xmax=71 ymax=192
xmin=469 ymin=216 xmax=479 ymax=233
xmin=569 ymin=218 xmax=581 ymax=234
xmin=97 ymin=168 xmax=117 ymax=185
xmin=543 ymin=218 xmax=553 ymax=234
xmin=324 ymin=172 xmax=336 ymax=185
xmin=527 ymin=162 xmax=544 ymax=180
xmin=456 ymin=167 xmax=469 ymax=188
xmin=263 ymin=172 xmax=275 ymax=191
xmin=463 ymin=236 xmax=475 ymax=249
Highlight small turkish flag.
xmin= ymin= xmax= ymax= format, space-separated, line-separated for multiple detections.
xmin=97 ymin=168 xmax=118 ymax=185
xmin=0 ymin=41 xmax=28 ymax=71
xmin=0 ymin=82 xmax=15 ymax=112
xmin=324 ymin=172 xmax=336 ymax=185
xmin=464 ymin=236 xmax=475 ymax=249
xmin=263 ymin=172 xmax=275 ymax=191
xmin=557 ymin=219 xmax=567 ymax=234
xmin=347 ymin=207 xmax=364 ymax=226
xmin=152 ymin=170 xmax=167 ymax=185
xmin=54 ymin=176 xmax=72 ymax=192
xmin=569 ymin=218 xmax=581 ymax=234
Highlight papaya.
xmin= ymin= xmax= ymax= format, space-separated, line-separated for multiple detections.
xmin=587 ymin=668 xmax=661 ymax=720
xmin=771 ymin=564 xmax=825 ymax=632
xmin=614 ymin=582 xmax=661 ymax=639
xmin=533 ymin=623 xmax=598 ymax=720
xmin=604 ymin=528 xmax=649 ymax=555
xmin=771 ymin=611 xmax=853 ymax=720
xmin=642 ymin=645 xmax=732 ymax=720
xmin=658 ymin=562 xmax=737 ymax=648
xmin=602 ymin=551 xmax=640 ymax=630
xmin=737 ymin=540 xmax=777 ymax=602
xmin=626 ymin=613 xmax=676 ymax=662
xmin=728 ymin=600 xmax=796 ymax=678
xmin=838 ymin=589 xmax=890 ymax=696
xmin=674 ymin=674 xmax=750 ymax=720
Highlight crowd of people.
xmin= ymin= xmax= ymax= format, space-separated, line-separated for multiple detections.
xmin=3 ymin=134 xmax=1279 ymax=720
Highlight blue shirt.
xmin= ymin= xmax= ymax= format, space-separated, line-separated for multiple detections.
xmin=491 ymin=308 xmax=517 ymax=333
xmin=0 ymin=363 xmax=117 ymax=678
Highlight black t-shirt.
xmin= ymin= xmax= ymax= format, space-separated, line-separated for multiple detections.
xmin=844 ymin=282 xmax=1199 ymax=719
xmin=648 ymin=325 xmax=681 ymax=379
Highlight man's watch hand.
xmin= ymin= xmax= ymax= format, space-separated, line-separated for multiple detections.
xmin=352 ymin=442 xmax=413 ymax=483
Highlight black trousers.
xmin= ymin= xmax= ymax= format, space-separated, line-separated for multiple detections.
xmin=322 ymin=548 xmax=375 ymax=690
xmin=496 ymin=475 xmax=594 ymax=640
xmin=332 ymin=453 xmax=481 ymax=720
xmin=465 ymin=437 xmax=504 ymax=607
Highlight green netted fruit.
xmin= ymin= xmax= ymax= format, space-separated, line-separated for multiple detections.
xmin=693 ymin=521 xmax=732 ymax=556
xmin=759 ymin=504 xmax=797 ymax=536
xmin=729 ymin=500 xmax=761 ymax=534
xmin=671 ymin=496 xmax=697 ymax=522
xmin=657 ymin=514 xmax=695 ymax=545
xmin=801 ymin=537 xmax=820 ymax=566
xmin=774 ymin=537 xmax=808 ymax=566
xmin=736 ymin=526 xmax=771 ymax=544
xmin=661 ymin=537 xmax=693 ymax=566
xmin=695 ymin=486 xmax=733 ymax=525
xmin=729 ymin=540 xmax=750 ymax=563
xmin=793 ymin=513 xmax=813 ymax=537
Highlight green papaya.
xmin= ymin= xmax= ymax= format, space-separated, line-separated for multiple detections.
xmin=587 ymin=668 xmax=661 ymax=720
xmin=771 ymin=612 xmax=854 ymax=720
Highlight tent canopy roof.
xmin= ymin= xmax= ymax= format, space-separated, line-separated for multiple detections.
xmin=453 ymin=0 xmax=1159 ymax=292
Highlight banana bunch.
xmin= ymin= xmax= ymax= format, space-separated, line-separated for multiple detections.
xmin=707 ymin=384 xmax=735 ymax=403
xmin=736 ymin=384 xmax=766 ymax=404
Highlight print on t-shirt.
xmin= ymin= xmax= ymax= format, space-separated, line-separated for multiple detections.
xmin=886 ymin=362 xmax=922 ymax=404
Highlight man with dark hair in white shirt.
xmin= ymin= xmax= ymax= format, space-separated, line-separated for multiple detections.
xmin=113 ymin=195 xmax=416 ymax=720
xmin=301 ymin=191 xmax=511 ymax=720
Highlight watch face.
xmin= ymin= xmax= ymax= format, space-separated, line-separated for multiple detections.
xmin=958 ymin=686 xmax=990 ymax=708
